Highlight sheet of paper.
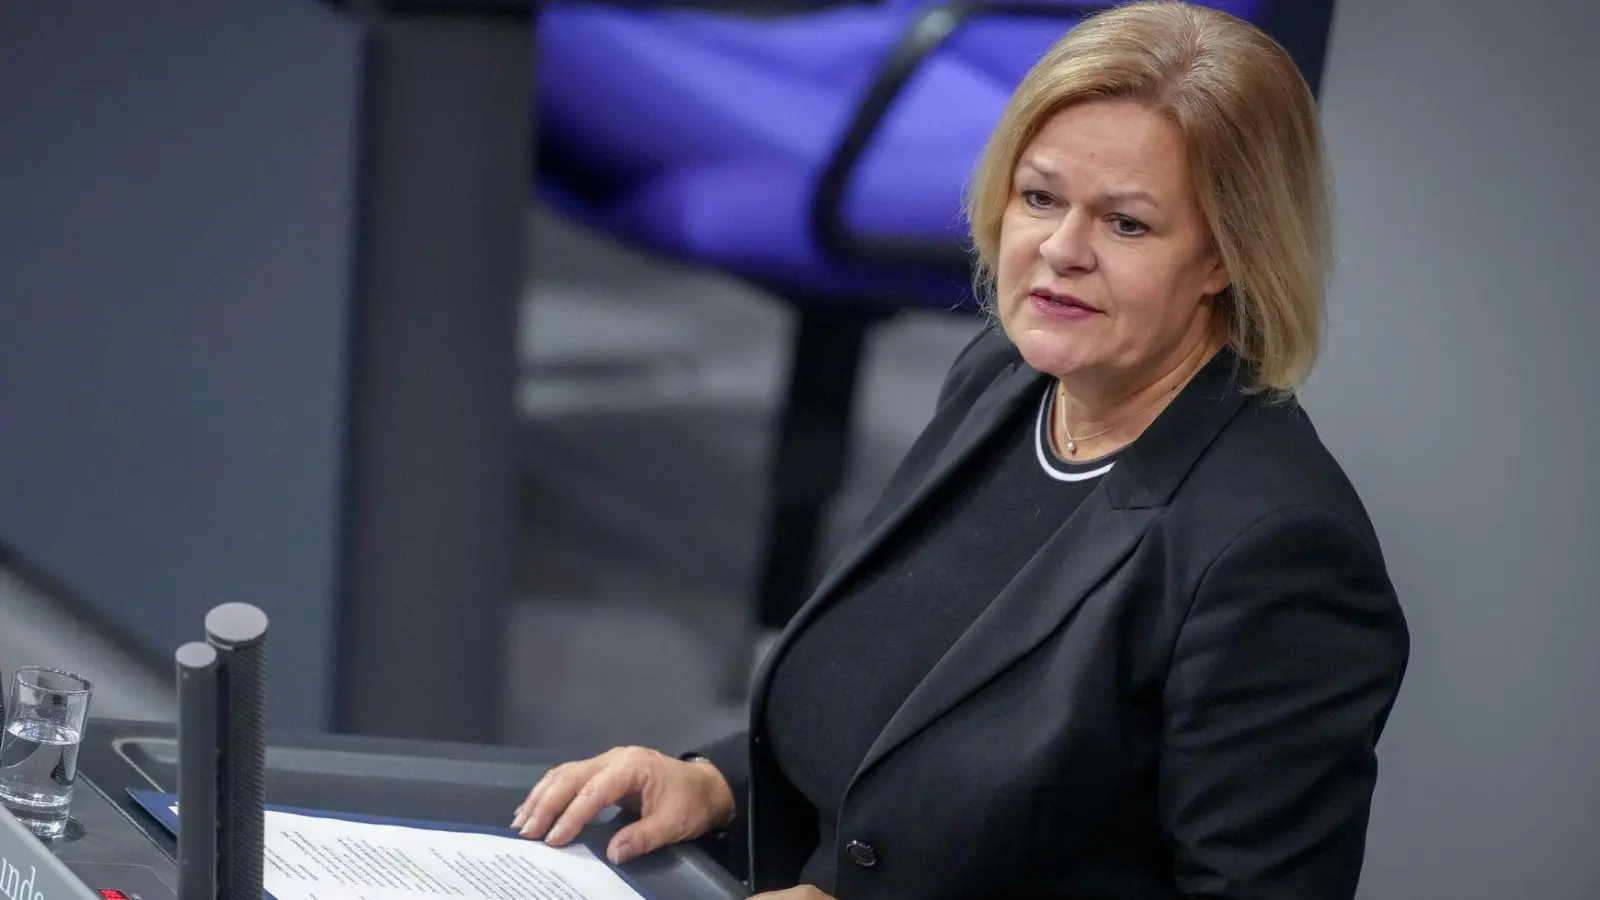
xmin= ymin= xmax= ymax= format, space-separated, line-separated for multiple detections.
xmin=192 ymin=806 xmax=645 ymax=900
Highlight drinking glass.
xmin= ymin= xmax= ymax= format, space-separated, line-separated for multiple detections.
xmin=0 ymin=667 xmax=93 ymax=837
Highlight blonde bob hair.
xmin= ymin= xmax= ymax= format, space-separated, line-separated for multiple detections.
xmin=965 ymin=1 xmax=1332 ymax=394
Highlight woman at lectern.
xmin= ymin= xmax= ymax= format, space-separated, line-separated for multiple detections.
xmin=513 ymin=4 xmax=1409 ymax=898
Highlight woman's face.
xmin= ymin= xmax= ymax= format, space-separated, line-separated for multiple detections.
xmin=995 ymin=100 xmax=1230 ymax=391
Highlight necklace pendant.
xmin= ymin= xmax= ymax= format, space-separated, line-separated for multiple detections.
xmin=1065 ymin=439 xmax=1077 ymax=454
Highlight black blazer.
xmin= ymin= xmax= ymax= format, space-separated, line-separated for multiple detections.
xmin=699 ymin=326 xmax=1409 ymax=900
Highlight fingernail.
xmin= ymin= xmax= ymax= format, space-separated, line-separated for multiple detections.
xmin=546 ymin=823 xmax=567 ymax=844
xmin=511 ymin=813 xmax=525 ymax=830
xmin=609 ymin=841 xmax=630 ymax=864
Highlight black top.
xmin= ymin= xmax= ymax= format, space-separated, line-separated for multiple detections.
xmin=763 ymin=384 xmax=1120 ymax=892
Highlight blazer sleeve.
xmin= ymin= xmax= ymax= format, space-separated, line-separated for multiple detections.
xmin=1159 ymin=506 xmax=1410 ymax=900
xmin=689 ymin=730 xmax=751 ymax=880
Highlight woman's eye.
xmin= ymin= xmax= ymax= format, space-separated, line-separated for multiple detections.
xmin=1021 ymin=190 xmax=1054 ymax=210
xmin=1110 ymin=215 xmax=1148 ymax=237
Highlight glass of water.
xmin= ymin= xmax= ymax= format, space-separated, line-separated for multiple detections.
xmin=0 ymin=667 xmax=92 ymax=837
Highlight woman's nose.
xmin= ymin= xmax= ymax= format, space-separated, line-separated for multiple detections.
xmin=1038 ymin=213 xmax=1094 ymax=273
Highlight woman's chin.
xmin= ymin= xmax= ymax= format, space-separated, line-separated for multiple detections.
xmin=1007 ymin=326 xmax=1095 ymax=378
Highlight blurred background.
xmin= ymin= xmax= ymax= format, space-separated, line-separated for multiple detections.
xmin=1 ymin=0 xmax=1597 ymax=896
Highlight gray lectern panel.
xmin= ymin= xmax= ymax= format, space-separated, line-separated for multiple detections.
xmin=0 ymin=805 xmax=101 ymax=900
xmin=53 ymin=778 xmax=175 ymax=897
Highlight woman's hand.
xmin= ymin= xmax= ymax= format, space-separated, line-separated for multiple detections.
xmin=750 ymin=888 xmax=834 ymax=899
xmin=512 ymin=746 xmax=736 ymax=864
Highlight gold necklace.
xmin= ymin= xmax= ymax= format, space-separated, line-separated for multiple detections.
xmin=1057 ymin=380 xmax=1180 ymax=455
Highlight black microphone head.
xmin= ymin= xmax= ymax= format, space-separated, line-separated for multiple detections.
xmin=174 ymin=641 xmax=218 ymax=900
xmin=203 ymin=603 xmax=267 ymax=900
xmin=204 ymin=603 xmax=268 ymax=649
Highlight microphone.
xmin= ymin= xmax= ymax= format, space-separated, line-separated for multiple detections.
xmin=175 ymin=642 xmax=218 ymax=900
xmin=204 ymin=603 xmax=269 ymax=900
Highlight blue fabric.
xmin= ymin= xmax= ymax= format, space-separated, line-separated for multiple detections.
xmin=536 ymin=0 xmax=1271 ymax=305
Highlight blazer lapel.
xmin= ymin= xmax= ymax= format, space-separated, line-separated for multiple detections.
xmin=750 ymin=358 xmax=1048 ymax=699
xmin=814 ymin=361 xmax=1046 ymax=604
xmin=851 ymin=490 xmax=1159 ymax=784
xmin=849 ymin=348 xmax=1254 ymax=784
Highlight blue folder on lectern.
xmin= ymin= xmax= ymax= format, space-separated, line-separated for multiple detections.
xmin=129 ymin=789 xmax=517 ymax=840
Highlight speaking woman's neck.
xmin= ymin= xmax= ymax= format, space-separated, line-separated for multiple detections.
xmin=1052 ymin=330 xmax=1225 ymax=460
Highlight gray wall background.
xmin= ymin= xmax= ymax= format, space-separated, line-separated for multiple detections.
xmin=1310 ymin=0 xmax=1600 ymax=897
xmin=0 ymin=2 xmax=364 ymax=731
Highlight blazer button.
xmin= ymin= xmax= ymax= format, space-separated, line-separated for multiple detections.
xmin=845 ymin=840 xmax=878 ymax=868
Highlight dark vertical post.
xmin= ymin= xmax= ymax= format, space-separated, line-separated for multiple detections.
xmin=175 ymin=642 xmax=219 ymax=900
xmin=205 ymin=603 xmax=269 ymax=900
xmin=335 ymin=4 xmax=533 ymax=741
xmin=755 ymin=307 xmax=875 ymax=631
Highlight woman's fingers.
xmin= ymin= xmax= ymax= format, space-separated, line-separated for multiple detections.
xmin=517 ymin=760 xmax=597 ymax=839
xmin=606 ymin=805 xmax=692 ymax=865
xmin=544 ymin=760 xmax=646 ymax=847
xmin=511 ymin=746 xmax=726 ymax=862
xmin=511 ymin=777 xmax=551 ymax=831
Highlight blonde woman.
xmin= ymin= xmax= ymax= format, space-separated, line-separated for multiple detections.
xmin=515 ymin=4 xmax=1409 ymax=898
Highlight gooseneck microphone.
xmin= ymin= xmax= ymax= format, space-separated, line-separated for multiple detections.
xmin=203 ymin=603 xmax=269 ymax=900
xmin=175 ymin=641 xmax=218 ymax=900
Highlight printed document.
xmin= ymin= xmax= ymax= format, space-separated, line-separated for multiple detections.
xmin=248 ymin=808 xmax=646 ymax=900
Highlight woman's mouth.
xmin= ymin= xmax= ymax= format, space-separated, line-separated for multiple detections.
xmin=1030 ymin=291 xmax=1102 ymax=320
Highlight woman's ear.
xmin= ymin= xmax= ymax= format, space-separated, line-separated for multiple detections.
xmin=1201 ymin=253 xmax=1231 ymax=298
